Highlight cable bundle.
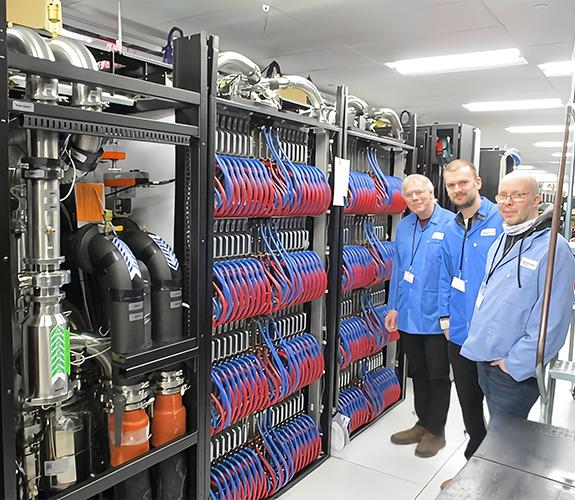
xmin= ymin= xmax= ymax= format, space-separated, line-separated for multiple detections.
xmin=337 ymin=386 xmax=371 ymax=434
xmin=341 ymin=245 xmax=377 ymax=292
xmin=338 ymin=368 xmax=401 ymax=435
xmin=345 ymin=172 xmax=380 ymax=214
xmin=260 ymin=222 xmax=327 ymax=311
xmin=359 ymin=293 xmax=398 ymax=350
xmin=338 ymin=316 xmax=374 ymax=369
xmin=366 ymin=148 xmax=406 ymax=214
xmin=212 ymin=258 xmax=272 ymax=327
xmin=362 ymin=367 xmax=401 ymax=418
xmin=209 ymin=414 xmax=322 ymax=500
xmin=211 ymin=325 xmax=324 ymax=435
xmin=373 ymin=304 xmax=400 ymax=343
xmin=215 ymin=154 xmax=276 ymax=218
xmin=363 ymin=219 xmax=394 ymax=283
xmin=262 ymin=128 xmax=331 ymax=217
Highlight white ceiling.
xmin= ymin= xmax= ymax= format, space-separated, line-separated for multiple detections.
xmin=62 ymin=0 xmax=575 ymax=175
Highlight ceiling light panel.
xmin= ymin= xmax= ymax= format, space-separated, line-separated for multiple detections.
xmin=506 ymin=125 xmax=565 ymax=133
xmin=463 ymin=99 xmax=562 ymax=112
xmin=538 ymin=60 xmax=574 ymax=77
xmin=385 ymin=48 xmax=527 ymax=75
xmin=534 ymin=141 xmax=572 ymax=147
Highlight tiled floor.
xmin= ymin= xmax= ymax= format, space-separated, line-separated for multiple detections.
xmin=279 ymin=375 xmax=575 ymax=500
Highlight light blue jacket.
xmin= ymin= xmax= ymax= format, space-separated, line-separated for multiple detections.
xmin=438 ymin=197 xmax=503 ymax=345
xmin=462 ymin=228 xmax=575 ymax=382
xmin=388 ymin=203 xmax=454 ymax=334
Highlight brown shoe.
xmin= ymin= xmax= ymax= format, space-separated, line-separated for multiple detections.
xmin=390 ymin=424 xmax=426 ymax=445
xmin=414 ymin=431 xmax=446 ymax=458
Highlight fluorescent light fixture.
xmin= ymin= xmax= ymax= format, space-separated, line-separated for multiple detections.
xmin=385 ymin=48 xmax=526 ymax=75
xmin=538 ymin=60 xmax=574 ymax=77
xmin=463 ymin=98 xmax=562 ymax=112
xmin=534 ymin=173 xmax=558 ymax=182
xmin=552 ymin=152 xmax=573 ymax=157
xmin=515 ymin=165 xmax=534 ymax=170
xmin=506 ymin=125 xmax=564 ymax=133
xmin=533 ymin=141 xmax=573 ymax=148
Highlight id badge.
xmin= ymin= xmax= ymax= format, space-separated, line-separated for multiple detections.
xmin=403 ymin=271 xmax=415 ymax=284
xmin=451 ymin=276 xmax=465 ymax=292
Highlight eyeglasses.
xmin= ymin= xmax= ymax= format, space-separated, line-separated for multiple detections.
xmin=495 ymin=192 xmax=530 ymax=203
xmin=403 ymin=189 xmax=429 ymax=199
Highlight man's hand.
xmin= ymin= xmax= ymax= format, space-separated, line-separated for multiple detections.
xmin=443 ymin=329 xmax=449 ymax=340
xmin=385 ymin=310 xmax=398 ymax=332
xmin=490 ymin=359 xmax=508 ymax=373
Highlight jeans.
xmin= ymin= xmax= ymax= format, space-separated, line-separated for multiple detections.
xmin=477 ymin=361 xmax=540 ymax=419
xmin=400 ymin=332 xmax=451 ymax=436
xmin=448 ymin=342 xmax=487 ymax=460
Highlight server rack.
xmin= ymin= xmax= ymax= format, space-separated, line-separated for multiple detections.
xmin=0 ymin=4 xmax=217 ymax=496
xmin=333 ymin=123 xmax=415 ymax=440
xmin=206 ymin=86 xmax=345 ymax=498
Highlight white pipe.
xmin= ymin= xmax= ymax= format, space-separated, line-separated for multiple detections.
xmin=371 ymin=108 xmax=404 ymax=141
xmin=348 ymin=95 xmax=369 ymax=116
xmin=218 ymin=51 xmax=262 ymax=84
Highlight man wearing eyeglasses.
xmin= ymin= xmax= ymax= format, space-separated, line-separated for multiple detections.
xmin=461 ymin=172 xmax=575 ymax=419
xmin=386 ymin=174 xmax=453 ymax=458
xmin=438 ymin=159 xmax=503 ymax=461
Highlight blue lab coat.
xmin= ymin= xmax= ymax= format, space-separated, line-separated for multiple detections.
xmin=388 ymin=203 xmax=454 ymax=334
xmin=462 ymin=227 xmax=575 ymax=381
xmin=438 ymin=197 xmax=503 ymax=346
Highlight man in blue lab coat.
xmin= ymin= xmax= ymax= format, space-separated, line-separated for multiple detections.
xmin=462 ymin=173 xmax=575 ymax=418
xmin=438 ymin=160 xmax=503 ymax=460
xmin=386 ymin=174 xmax=453 ymax=458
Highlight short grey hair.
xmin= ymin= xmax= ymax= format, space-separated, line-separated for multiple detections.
xmin=402 ymin=174 xmax=434 ymax=194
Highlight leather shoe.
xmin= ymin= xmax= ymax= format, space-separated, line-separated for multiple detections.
xmin=390 ymin=424 xmax=426 ymax=445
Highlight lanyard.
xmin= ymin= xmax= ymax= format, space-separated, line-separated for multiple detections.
xmin=485 ymin=235 xmax=514 ymax=285
xmin=409 ymin=218 xmax=431 ymax=268
xmin=458 ymin=224 xmax=469 ymax=272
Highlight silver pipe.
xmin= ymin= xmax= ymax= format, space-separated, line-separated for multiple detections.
xmin=50 ymin=36 xmax=103 ymax=172
xmin=8 ymin=26 xmax=72 ymax=407
xmin=218 ymin=51 xmax=262 ymax=84
xmin=371 ymin=108 xmax=404 ymax=141
xmin=348 ymin=95 xmax=369 ymax=116
xmin=267 ymin=75 xmax=327 ymax=121
xmin=70 ymin=335 xmax=112 ymax=379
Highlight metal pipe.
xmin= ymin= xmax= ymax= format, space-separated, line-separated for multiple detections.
xmin=348 ymin=95 xmax=369 ymax=116
xmin=217 ymin=51 xmax=261 ymax=84
xmin=49 ymin=36 xmax=104 ymax=172
xmin=371 ymin=108 xmax=404 ymax=141
xmin=535 ymin=103 xmax=574 ymax=402
xmin=268 ymin=75 xmax=327 ymax=120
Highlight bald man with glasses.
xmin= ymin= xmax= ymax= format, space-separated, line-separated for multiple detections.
xmin=462 ymin=172 xmax=575 ymax=419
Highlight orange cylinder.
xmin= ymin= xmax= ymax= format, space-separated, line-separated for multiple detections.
xmin=150 ymin=393 xmax=186 ymax=447
xmin=108 ymin=409 xmax=150 ymax=467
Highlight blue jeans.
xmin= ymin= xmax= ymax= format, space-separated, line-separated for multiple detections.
xmin=477 ymin=362 xmax=540 ymax=419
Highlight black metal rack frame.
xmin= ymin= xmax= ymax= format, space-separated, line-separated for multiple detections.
xmin=0 ymin=3 xmax=217 ymax=495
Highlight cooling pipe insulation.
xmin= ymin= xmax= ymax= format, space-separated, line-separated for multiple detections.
xmin=117 ymin=226 xmax=183 ymax=344
xmin=217 ymin=51 xmax=262 ymax=84
xmin=70 ymin=224 xmax=148 ymax=356
xmin=49 ymin=36 xmax=104 ymax=172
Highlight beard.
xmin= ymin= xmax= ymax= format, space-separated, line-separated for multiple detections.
xmin=452 ymin=191 xmax=477 ymax=210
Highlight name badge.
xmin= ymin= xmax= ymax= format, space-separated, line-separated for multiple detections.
xmin=432 ymin=232 xmax=444 ymax=240
xmin=481 ymin=228 xmax=496 ymax=237
xmin=520 ymin=257 xmax=538 ymax=270
xmin=403 ymin=271 xmax=415 ymax=284
xmin=451 ymin=276 xmax=466 ymax=292
xmin=475 ymin=282 xmax=486 ymax=309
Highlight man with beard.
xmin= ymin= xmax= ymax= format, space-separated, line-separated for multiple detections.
xmin=462 ymin=173 xmax=575 ymax=418
xmin=438 ymin=160 xmax=503 ymax=461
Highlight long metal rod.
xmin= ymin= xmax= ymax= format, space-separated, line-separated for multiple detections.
xmin=536 ymin=103 xmax=574 ymax=401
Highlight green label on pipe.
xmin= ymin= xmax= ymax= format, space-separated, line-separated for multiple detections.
xmin=49 ymin=325 xmax=70 ymax=382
